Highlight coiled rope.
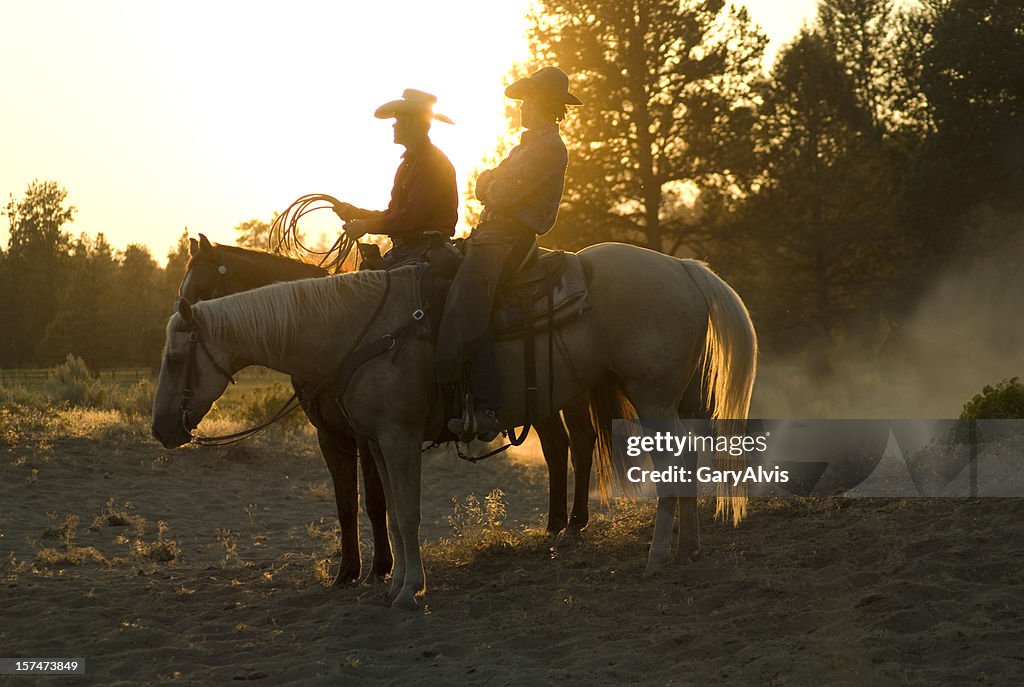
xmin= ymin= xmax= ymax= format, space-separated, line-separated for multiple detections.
xmin=268 ymin=193 xmax=356 ymax=273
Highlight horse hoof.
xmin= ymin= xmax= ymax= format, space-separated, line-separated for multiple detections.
xmin=369 ymin=562 xmax=393 ymax=579
xmin=681 ymin=547 xmax=701 ymax=563
xmin=567 ymin=519 xmax=589 ymax=532
xmin=333 ymin=566 xmax=360 ymax=587
xmin=545 ymin=519 xmax=567 ymax=536
xmin=359 ymin=572 xmax=389 ymax=586
xmin=391 ymin=593 xmax=419 ymax=611
xmin=557 ymin=528 xmax=583 ymax=544
xmin=644 ymin=557 xmax=669 ymax=577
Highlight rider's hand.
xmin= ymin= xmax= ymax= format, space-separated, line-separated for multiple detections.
xmin=333 ymin=202 xmax=360 ymax=222
xmin=344 ymin=220 xmax=369 ymax=240
xmin=475 ymin=170 xmax=494 ymax=202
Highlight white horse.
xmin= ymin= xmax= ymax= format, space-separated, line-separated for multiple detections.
xmin=152 ymin=243 xmax=757 ymax=610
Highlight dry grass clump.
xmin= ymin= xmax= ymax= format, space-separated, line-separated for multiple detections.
xmin=215 ymin=527 xmax=241 ymax=567
xmin=31 ymin=509 xmax=180 ymax=573
xmin=0 ymin=406 xmax=51 ymax=446
xmin=424 ymin=490 xmax=540 ymax=568
xmin=36 ymin=513 xmax=109 ymax=567
xmin=90 ymin=497 xmax=147 ymax=534
xmin=268 ymin=552 xmax=334 ymax=587
xmin=35 ymin=545 xmax=109 ymax=566
xmin=132 ymin=521 xmax=181 ymax=563
xmin=306 ymin=520 xmax=341 ymax=553
xmin=307 ymin=481 xmax=332 ymax=501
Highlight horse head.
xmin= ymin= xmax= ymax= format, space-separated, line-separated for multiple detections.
xmin=179 ymin=233 xmax=233 ymax=304
xmin=151 ymin=297 xmax=237 ymax=449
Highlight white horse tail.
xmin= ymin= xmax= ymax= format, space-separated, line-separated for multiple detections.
xmin=680 ymin=260 xmax=759 ymax=526
xmin=589 ymin=380 xmax=643 ymax=503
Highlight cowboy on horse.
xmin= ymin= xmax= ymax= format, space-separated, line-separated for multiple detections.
xmin=332 ymin=89 xmax=458 ymax=268
xmin=436 ymin=67 xmax=583 ymax=441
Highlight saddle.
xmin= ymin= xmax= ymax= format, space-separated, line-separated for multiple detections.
xmin=492 ymin=247 xmax=590 ymax=339
xmin=327 ymin=239 xmax=589 ymax=443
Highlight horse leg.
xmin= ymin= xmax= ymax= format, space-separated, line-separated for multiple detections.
xmin=648 ymin=496 xmax=679 ymax=575
xmin=315 ymin=429 xmax=361 ymax=585
xmin=535 ymin=413 xmax=569 ymax=534
xmin=675 ymin=378 xmax=707 ymax=562
xmin=564 ymin=396 xmax=596 ymax=532
xmin=366 ymin=438 xmax=405 ymax=604
xmin=626 ymin=395 xmax=688 ymax=576
xmin=358 ymin=435 xmax=392 ymax=580
xmin=374 ymin=431 xmax=425 ymax=611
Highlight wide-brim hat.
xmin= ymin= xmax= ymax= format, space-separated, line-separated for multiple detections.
xmin=374 ymin=89 xmax=454 ymax=124
xmin=505 ymin=67 xmax=582 ymax=105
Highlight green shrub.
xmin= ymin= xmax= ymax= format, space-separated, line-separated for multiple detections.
xmin=235 ymin=384 xmax=309 ymax=436
xmin=115 ymin=379 xmax=156 ymax=418
xmin=961 ymin=377 xmax=1024 ymax=419
xmin=44 ymin=354 xmax=95 ymax=403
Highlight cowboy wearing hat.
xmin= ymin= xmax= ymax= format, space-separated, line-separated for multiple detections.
xmin=436 ymin=67 xmax=582 ymax=441
xmin=333 ymin=89 xmax=458 ymax=267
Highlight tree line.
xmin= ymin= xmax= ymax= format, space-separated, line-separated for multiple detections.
xmin=0 ymin=181 xmax=190 ymax=369
xmin=2 ymin=0 xmax=1020 ymax=369
xmin=528 ymin=0 xmax=1022 ymax=355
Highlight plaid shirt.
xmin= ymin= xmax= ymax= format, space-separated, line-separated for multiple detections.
xmin=477 ymin=123 xmax=568 ymax=235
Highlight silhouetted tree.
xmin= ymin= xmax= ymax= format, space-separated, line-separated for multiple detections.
xmin=39 ymin=233 xmax=118 ymax=366
xmin=1 ymin=180 xmax=75 ymax=365
xmin=526 ymin=0 xmax=767 ymax=254
xmin=113 ymin=244 xmax=168 ymax=365
xmin=164 ymin=228 xmax=192 ymax=299
xmin=719 ymin=30 xmax=907 ymax=348
xmin=898 ymin=0 xmax=1024 ymax=259
xmin=234 ymin=218 xmax=272 ymax=250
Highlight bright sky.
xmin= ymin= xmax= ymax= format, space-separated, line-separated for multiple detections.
xmin=0 ymin=0 xmax=815 ymax=264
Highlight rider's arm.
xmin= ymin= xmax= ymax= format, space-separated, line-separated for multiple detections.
xmin=334 ymin=203 xmax=384 ymax=221
xmin=483 ymin=131 xmax=567 ymax=212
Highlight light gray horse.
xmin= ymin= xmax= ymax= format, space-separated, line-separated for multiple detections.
xmin=152 ymin=243 xmax=757 ymax=610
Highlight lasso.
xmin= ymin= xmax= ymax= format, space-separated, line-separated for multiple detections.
xmin=268 ymin=193 xmax=356 ymax=273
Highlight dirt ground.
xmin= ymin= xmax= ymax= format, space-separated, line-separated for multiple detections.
xmin=2 ymin=420 xmax=1022 ymax=686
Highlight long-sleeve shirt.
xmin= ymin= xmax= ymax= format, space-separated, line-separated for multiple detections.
xmin=377 ymin=140 xmax=458 ymax=237
xmin=477 ymin=123 xmax=568 ymax=235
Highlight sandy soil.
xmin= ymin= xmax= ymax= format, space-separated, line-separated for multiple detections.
xmin=2 ymin=425 xmax=1022 ymax=686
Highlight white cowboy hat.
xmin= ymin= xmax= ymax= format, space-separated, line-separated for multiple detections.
xmin=374 ymin=89 xmax=455 ymax=124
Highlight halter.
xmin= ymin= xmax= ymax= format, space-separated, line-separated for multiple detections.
xmin=178 ymin=318 xmax=237 ymax=432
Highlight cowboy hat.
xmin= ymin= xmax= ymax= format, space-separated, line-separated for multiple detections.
xmin=374 ymin=89 xmax=454 ymax=124
xmin=505 ymin=67 xmax=582 ymax=105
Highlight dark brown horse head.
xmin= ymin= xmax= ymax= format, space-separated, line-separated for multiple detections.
xmin=177 ymin=235 xmax=327 ymax=307
xmin=179 ymin=233 xmax=231 ymax=305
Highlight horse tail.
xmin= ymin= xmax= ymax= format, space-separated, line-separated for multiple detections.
xmin=589 ymin=379 xmax=641 ymax=503
xmin=680 ymin=260 xmax=758 ymax=526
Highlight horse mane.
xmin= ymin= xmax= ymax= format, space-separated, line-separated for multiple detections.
xmin=186 ymin=243 xmax=327 ymax=276
xmin=192 ymin=271 xmax=388 ymax=367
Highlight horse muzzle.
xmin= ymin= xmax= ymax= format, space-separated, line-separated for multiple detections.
xmin=151 ymin=416 xmax=193 ymax=449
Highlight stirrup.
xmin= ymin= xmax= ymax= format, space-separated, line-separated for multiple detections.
xmin=447 ymin=392 xmax=476 ymax=442
xmin=447 ymin=393 xmax=500 ymax=443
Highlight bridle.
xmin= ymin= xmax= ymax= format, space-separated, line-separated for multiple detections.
xmin=179 ymin=259 xmax=232 ymax=303
xmin=177 ymin=317 xmax=237 ymax=433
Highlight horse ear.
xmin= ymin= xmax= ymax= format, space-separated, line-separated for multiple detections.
xmin=199 ymin=234 xmax=214 ymax=253
xmin=189 ymin=238 xmax=199 ymax=257
xmin=178 ymin=297 xmax=194 ymax=324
